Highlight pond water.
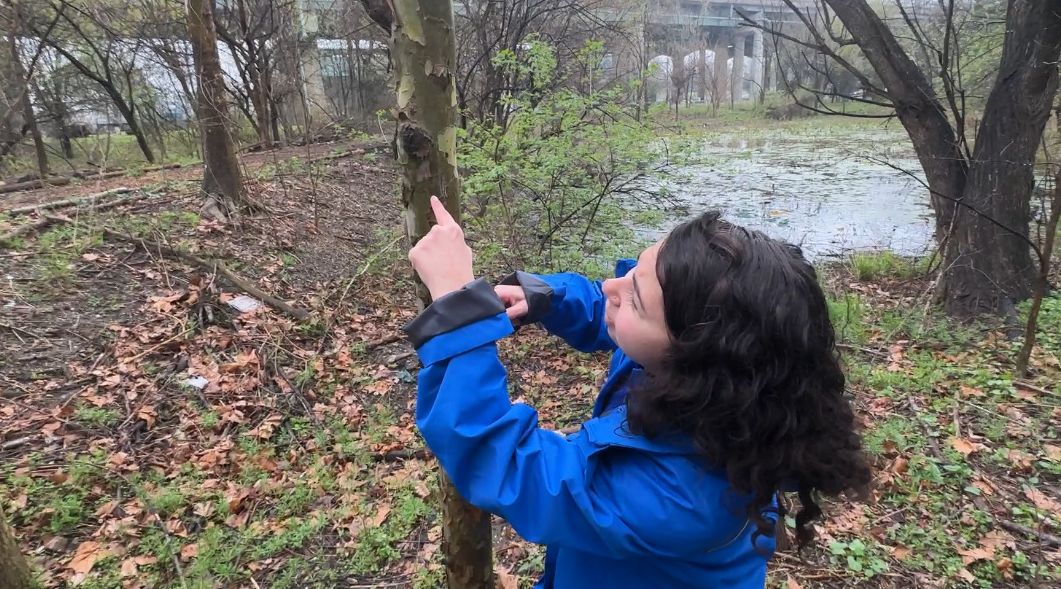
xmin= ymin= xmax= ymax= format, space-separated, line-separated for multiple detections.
xmin=642 ymin=124 xmax=937 ymax=261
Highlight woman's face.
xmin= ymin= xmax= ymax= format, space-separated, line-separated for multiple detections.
xmin=602 ymin=241 xmax=671 ymax=372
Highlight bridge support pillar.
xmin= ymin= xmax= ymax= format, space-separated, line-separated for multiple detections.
xmin=750 ymin=27 xmax=764 ymax=100
xmin=712 ymin=35 xmax=728 ymax=105
xmin=730 ymin=32 xmax=745 ymax=103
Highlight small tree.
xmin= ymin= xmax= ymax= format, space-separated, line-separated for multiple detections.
xmin=361 ymin=0 xmax=494 ymax=586
xmin=187 ymin=0 xmax=246 ymax=222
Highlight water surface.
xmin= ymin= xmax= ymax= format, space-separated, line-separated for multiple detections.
xmin=644 ymin=125 xmax=935 ymax=260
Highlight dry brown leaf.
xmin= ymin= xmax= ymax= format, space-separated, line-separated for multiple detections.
xmin=1044 ymin=444 xmax=1061 ymax=462
xmin=120 ymin=557 xmax=139 ymax=577
xmin=1006 ymin=449 xmax=1036 ymax=471
xmin=136 ymin=405 xmax=157 ymax=428
xmin=786 ymin=575 xmax=804 ymax=589
xmin=996 ymin=557 xmax=1014 ymax=579
xmin=1024 ymin=488 xmax=1061 ymax=514
xmin=892 ymin=545 xmax=912 ymax=560
xmin=950 ymin=437 xmax=983 ymax=457
xmin=958 ymin=545 xmax=993 ymax=565
xmin=10 ymin=492 xmax=27 ymax=510
xmin=67 ymin=540 xmax=107 ymax=574
xmin=180 ymin=543 xmax=198 ymax=561
xmin=495 ymin=566 xmax=519 ymax=589
xmin=370 ymin=504 xmax=392 ymax=527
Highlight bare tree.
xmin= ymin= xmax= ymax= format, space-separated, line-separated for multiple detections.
xmin=453 ymin=0 xmax=620 ymax=128
xmin=214 ymin=0 xmax=291 ymax=149
xmin=748 ymin=0 xmax=1061 ymax=318
xmin=19 ymin=0 xmax=159 ymax=163
xmin=188 ymin=0 xmax=245 ymax=222
xmin=5 ymin=17 xmax=49 ymax=176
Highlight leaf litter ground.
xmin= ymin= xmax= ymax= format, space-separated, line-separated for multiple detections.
xmin=1 ymin=145 xmax=1059 ymax=588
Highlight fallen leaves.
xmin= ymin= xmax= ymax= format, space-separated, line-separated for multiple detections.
xmin=949 ymin=436 xmax=985 ymax=457
xmin=1024 ymin=487 xmax=1061 ymax=515
xmin=67 ymin=541 xmax=109 ymax=574
xmin=495 ymin=566 xmax=519 ymax=589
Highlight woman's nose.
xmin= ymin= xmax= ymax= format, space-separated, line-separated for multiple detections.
xmin=602 ymin=278 xmax=619 ymax=303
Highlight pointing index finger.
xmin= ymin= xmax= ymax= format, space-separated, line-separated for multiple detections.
xmin=430 ymin=195 xmax=456 ymax=227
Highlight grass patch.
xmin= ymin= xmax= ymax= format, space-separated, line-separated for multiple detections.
xmin=848 ymin=250 xmax=922 ymax=281
xmin=72 ymin=405 xmax=121 ymax=429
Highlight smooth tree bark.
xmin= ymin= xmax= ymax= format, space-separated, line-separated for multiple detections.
xmin=0 ymin=505 xmax=33 ymax=589
xmin=815 ymin=0 xmax=1061 ymax=317
xmin=187 ymin=0 xmax=246 ymax=222
xmin=361 ymin=0 xmax=494 ymax=587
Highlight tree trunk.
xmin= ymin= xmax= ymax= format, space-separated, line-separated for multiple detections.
xmin=937 ymin=0 xmax=1061 ymax=316
xmin=188 ymin=0 xmax=245 ymax=222
xmin=697 ymin=45 xmax=707 ymax=103
xmin=711 ymin=36 xmax=728 ymax=114
xmin=0 ymin=505 xmax=33 ymax=589
xmin=823 ymin=0 xmax=1061 ymax=317
xmin=362 ymin=0 xmax=495 ymax=586
xmin=36 ymin=83 xmax=74 ymax=159
xmin=8 ymin=34 xmax=48 ymax=177
xmin=671 ymin=49 xmax=685 ymax=119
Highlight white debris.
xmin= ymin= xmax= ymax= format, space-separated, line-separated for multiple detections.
xmin=227 ymin=295 xmax=263 ymax=313
xmin=185 ymin=376 xmax=209 ymax=390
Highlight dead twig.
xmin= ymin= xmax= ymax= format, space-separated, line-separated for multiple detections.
xmin=1014 ymin=380 xmax=1060 ymax=398
xmin=365 ymin=333 xmax=402 ymax=349
xmin=836 ymin=343 xmax=888 ymax=358
xmin=999 ymin=519 xmax=1061 ymax=548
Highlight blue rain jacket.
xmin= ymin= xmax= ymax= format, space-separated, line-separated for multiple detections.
xmin=411 ymin=260 xmax=775 ymax=588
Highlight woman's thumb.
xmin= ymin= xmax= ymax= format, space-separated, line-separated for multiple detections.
xmin=506 ymin=300 xmax=528 ymax=320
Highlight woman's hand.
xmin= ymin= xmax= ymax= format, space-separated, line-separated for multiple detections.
xmin=494 ymin=285 xmax=529 ymax=324
xmin=408 ymin=196 xmax=474 ymax=300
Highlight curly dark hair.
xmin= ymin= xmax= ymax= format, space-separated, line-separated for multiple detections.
xmin=626 ymin=211 xmax=871 ymax=548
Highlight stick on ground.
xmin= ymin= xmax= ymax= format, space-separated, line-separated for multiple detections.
xmin=5 ymin=187 xmax=134 ymax=216
xmin=101 ymin=227 xmax=310 ymax=320
xmin=1 ymin=191 xmax=152 ymax=245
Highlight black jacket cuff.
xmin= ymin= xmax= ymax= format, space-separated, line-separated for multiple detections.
xmin=402 ymin=278 xmax=506 ymax=348
xmin=499 ymin=271 xmax=553 ymax=325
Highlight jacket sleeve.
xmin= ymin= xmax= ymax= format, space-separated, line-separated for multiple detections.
xmin=500 ymin=258 xmax=636 ymax=353
xmin=413 ymin=313 xmax=727 ymax=559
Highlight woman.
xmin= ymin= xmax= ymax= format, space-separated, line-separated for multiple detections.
xmin=403 ymin=196 xmax=871 ymax=588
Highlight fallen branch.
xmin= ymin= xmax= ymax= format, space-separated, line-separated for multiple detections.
xmin=101 ymin=227 xmax=311 ymax=320
xmin=837 ymin=343 xmax=888 ymax=358
xmin=1014 ymin=380 xmax=1061 ymax=398
xmin=0 ymin=175 xmax=70 ymax=194
xmin=1 ymin=192 xmax=153 ymax=245
xmin=1 ymin=436 xmax=33 ymax=451
xmin=999 ymin=519 xmax=1061 ymax=548
xmin=6 ymin=187 xmax=134 ymax=216
xmin=365 ymin=333 xmax=402 ymax=349
xmin=72 ymin=162 xmax=185 ymax=179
